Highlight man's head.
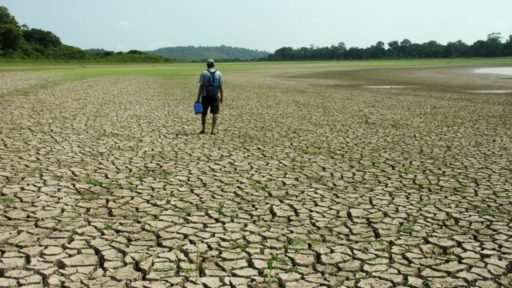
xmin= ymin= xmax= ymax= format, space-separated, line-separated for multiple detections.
xmin=207 ymin=59 xmax=215 ymax=68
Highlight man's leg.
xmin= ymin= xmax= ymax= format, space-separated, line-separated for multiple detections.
xmin=211 ymin=114 xmax=218 ymax=134
xmin=200 ymin=115 xmax=207 ymax=133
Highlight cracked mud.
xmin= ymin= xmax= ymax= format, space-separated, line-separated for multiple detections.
xmin=1 ymin=66 xmax=511 ymax=287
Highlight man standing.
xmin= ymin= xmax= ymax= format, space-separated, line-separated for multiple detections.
xmin=197 ymin=59 xmax=224 ymax=135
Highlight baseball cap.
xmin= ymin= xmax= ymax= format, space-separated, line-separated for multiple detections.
xmin=207 ymin=59 xmax=215 ymax=67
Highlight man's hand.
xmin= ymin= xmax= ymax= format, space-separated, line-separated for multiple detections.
xmin=220 ymin=96 xmax=224 ymax=103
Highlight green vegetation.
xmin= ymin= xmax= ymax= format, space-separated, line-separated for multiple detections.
xmin=3 ymin=5 xmax=512 ymax=63
xmin=150 ymin=45 xmax=269 ymax=61
xmin=0 ymin=196 xmax=16 ymax=207
xmin=302 ymin=146 xmax=322 ymax=155
xmin=268 ymin=33 xmax=512 ymax=60
xmin=0 ymin=6 xmax=168 ymax=62
xmin=250 ymin=180 xmax=268 ymax=191
xmin=401 ymin=216 xmax=419 ymax=233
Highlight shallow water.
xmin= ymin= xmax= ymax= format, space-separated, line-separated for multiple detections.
xmin=362 ymin=85 xmax=411 ymax=89
xmin=466 ymin=90 xmax=512 ymax=94
xmin=474 ymin=67 xmax=512 ymax=76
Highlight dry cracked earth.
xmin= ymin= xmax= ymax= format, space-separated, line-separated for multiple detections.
xmin=0 ymin=65 xmax=511 ymax=288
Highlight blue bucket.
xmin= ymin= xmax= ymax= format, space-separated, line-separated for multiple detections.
xmin=194 ymin=102 xmax=203 ymax=114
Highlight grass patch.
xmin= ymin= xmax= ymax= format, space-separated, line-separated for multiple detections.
xmin=415 ymin=200 xmax=432 ymax=208
xmin=302 ymin=146 xmax=322 ymax=155
xmin=85 ymin=177 xmax=102 ymax=186
xmin=227 ymin=241 xmax=249 ymax=252
xmin=158 ymin=170 xmax=172 ymax=179
xmin=250 ymin=180 xmax=268 ymax=191
xmin=401 ymin=216 xmax=419 ymax=233
xmin=0 ymin=196 xmax=16 ymax=207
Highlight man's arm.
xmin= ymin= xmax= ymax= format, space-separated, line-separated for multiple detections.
xmin=219 ymin=86 xmax=224 ymax=103
xmin=197 ymin=84 xmax=204 ymax=102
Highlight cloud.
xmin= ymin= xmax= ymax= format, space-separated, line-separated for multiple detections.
xmin=115 ymin=21 xmax=130 ymax=29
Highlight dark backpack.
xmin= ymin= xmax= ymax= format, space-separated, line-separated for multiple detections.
xmin=205 ymin=70 xmax=221 ymax=97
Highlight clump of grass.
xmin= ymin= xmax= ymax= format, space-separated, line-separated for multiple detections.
xmin=227 ymin=241 xmax=249 ymax=252
xmin=152 ymin=265 xmax=176 ymax=274
xmin=302 ymin=146 xmax=321 ymax=155
xmin=158 ymin=170 xmax=172 ymax=179
xmin=287 ymin=237 xmax=305 ymax=247
xmin=103 ymin=222 xmax=115 ymax=231
xmin=85 ymin=177 xmax=102 ymax=186
xmin=136 ymin=170 xmax=172 ymax=181
xmin=0 ymin=196 xmax=16 ymax=207
xmin=265 ymin=253 xmax=289 ymax=283
xmin=400 ymin=216 xmax=419 ymax=233
xmin=250 ymin=180 xmax=268 ymax=191
xmin=415 ymin=200 xmax=432 ymax=208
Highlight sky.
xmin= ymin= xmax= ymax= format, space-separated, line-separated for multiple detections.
xmin=1 ymin=0 xmax=511 ymax=52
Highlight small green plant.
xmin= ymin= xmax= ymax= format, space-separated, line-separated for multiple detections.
xmin=287 ymin=237 xmax=305 ymax=247
xmin=265 ymin=253 xmax=289 ymax=283
xmin=326 ymin=220 xmax=337 ymax=227
xmin=438 ymin=254 xmax=458 ymax=261
xmin=494 ymin=191 xmax=507 ymax=198
xmin=85 ymin=177 xmax=102 ymax=186
xmin=158 ymin=170 xmax=172 ymax=179
xmin=136 ymin=174 xmax=147 ymax=181
xmin=271 ymin=194 xmax=287 ymax=201
xmin=103 ymin=180 xmax=119 ymax=191
xmin=50 ymin=174 xmax=61 ymax=180
xmin=75 ymin=189 xmax=100 ymax=200
xmin=250 ymin=180 xmax=268 ymax=191
xmin=27 ymin=166 xmax=43 ymax=177
xmin=152 ymin=265 xmax=176 ymax=274
xmin=227 ymin=241 xmax=249 ymax=252
xmin=213 ymin=203 xmax=225 ymax=215
xmin=0 ymin=196 xmax=16 ymax=207
xmin=103 ymin=222 xmax=115 ymax=231
xmin=195 ymin=204 xmax=208 ymax=212
xmin=398 ymin=167 xmax=416 ymax=175
xmin=308 ymin=237 xmax=323 ymax=245
xmin=302 ymin=146 xmax=321 ymax=155
xmin=123 ymin=183 xmax=137 ymax=191
xmin=400 ymin=216 xmax=419 ymax=233
xmin=416 ymin=200 xmax=432 ymax=208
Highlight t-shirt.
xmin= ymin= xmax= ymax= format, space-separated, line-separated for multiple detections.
xmin=199 ymin=69 xmax=223 ymax=96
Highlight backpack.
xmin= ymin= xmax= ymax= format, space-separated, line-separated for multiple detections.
xmin=205 ymin=70 xmax=221 ymax=97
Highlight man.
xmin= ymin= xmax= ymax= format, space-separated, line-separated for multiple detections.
xmin=197 ymin=59 xmax=224 ymax=135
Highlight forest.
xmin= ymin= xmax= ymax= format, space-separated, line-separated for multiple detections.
xmin=2 ymin=5 xmax=511 ymax=62
xmin=0 ymin=6 xmax=168 ymax=62
xmin=267 ymin=33 xmax=512 ymax=61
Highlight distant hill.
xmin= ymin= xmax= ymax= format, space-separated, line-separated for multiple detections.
xmin=148 ymin=45 xmax=270 ymax=61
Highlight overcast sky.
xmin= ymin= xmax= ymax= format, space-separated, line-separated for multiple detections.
xmin=2 ymin=0 xmax=511 ymax=52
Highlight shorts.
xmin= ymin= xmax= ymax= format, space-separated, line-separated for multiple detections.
xmin=201 ymin=95 xmax=220 ymax=115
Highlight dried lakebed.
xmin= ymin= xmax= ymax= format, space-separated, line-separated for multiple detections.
xmin=0 ymin=67 xmax=511 ymax=287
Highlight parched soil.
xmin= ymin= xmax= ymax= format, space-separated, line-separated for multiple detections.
xmin=0 ymin=66 xmax=511 ymax=287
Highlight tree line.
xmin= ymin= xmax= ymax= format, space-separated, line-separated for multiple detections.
xmin=0 ymin=6 xmax=169 ymax=62
xmin=268 ymin=34 xmax=512 ymax=61
xmin=150 ymin=45 xmax=269 ymax=61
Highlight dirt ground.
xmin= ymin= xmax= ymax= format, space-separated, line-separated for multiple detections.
xmin=0 ymin=65 xmax=511 ymax=287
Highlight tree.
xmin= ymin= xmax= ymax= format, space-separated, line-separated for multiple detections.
xmin=23 ymin=28 xmax=62 ymax=48
xmin=274 ymin=47 xmax=295 ymax=60
xmin=420 ymin=41 xmax=444 ymax=58
xmin=504 ymin=35 xmax=512 ymax=56
xmin=399 ymin=39 xmax=412 ymax=57
xmin=367 ymin=41 xmax=386 ymax=59
xmin=484 ymin=32 xmax=502 ymax=56
xmin=0 ymin=6 xmax=17 ymax=26
xmin=0 ymin=24 xmax=23 ymax=51
xmin=387 ymin=41 xmax=400 ymax=58
xmin=444 ymin=40 xmax=469 ymax=57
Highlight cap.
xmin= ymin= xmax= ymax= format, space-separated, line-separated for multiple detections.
xmin=207 ymin=59 xmax=215 ymax=67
